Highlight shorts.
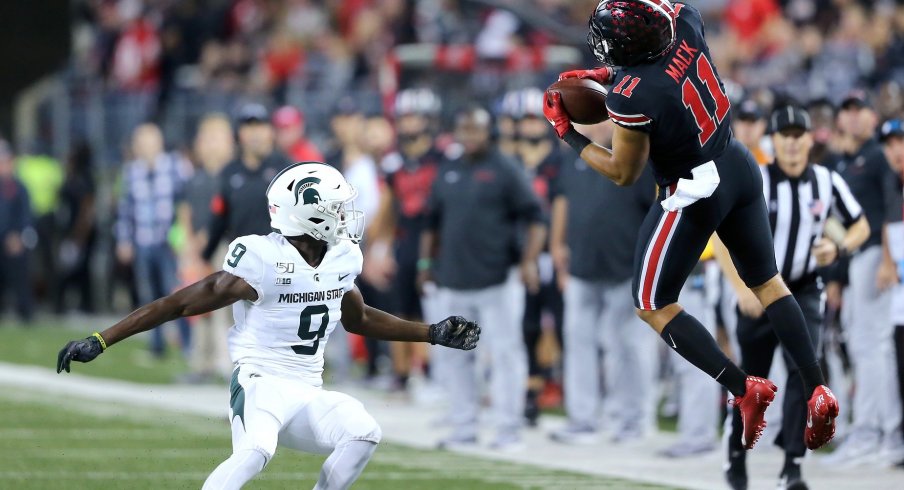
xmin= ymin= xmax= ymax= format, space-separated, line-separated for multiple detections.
xmin=229 ymin=365 xmax=382 ymax=460
xmin=632 ymin=139 xmax=778 ymax=310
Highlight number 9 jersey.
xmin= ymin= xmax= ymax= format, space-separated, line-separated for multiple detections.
xmin=605 ymin=3 xmax=731 ymax=186
xmin=222 ymin=232 xmax=363 ymax=386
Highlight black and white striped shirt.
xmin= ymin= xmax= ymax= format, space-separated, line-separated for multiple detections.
xmin=761 ymin=163 xmax=863 ymax=283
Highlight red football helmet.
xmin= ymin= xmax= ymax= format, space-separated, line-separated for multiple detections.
xmin=587 ymin=0 xmax=677 ymax=67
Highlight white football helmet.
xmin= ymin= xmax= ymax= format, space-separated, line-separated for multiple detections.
xmin=266 ymin=162 xmax=364 ymax=244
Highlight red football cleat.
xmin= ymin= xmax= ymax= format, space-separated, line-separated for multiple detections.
xmin=805 ymin=385 xmax=839 ymax=450
xmin=733 ymin=376 xmax=778 ymax=450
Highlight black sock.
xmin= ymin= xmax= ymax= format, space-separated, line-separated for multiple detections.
xmin=781 ymin=454 xmax=802 ymax=480
xmin=764 ymin=295 xmax=825 ymax=394
xmin=661 ymin=311 xmax=747 ymax=396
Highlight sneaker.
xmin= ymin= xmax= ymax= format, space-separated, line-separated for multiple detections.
xmin=777 ymin=462 xmax=807 ymax=490
xmin=549 ymin=423 xmax=600 ymax=445
xmin=658 ymin=440 xmax=715 ymax=458
xmin=776 ymin=475 xmax=808 ymax=490
xmin=437 ymin=433 xmax=478 ymax=450
xmin=489 ymin=432 xmax=525 ymax=452
xmin=611 ymin=424 xmax=645 ymax=444
xmin=724 ymin=448 xmax=747 ymax=490
xmin=876 ymin=438 xmax=904 ymax=467
xmin=820 ymin=433 xmax=881 ymax=468
xmin=804 ymin=385 xmax=839 ymax=450
xmin=732 ymin=376 xmax=778 ymax=449
xmin=524 ymin=390 xmax=539 ymax=427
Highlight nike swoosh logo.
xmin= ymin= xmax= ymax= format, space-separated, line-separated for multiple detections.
xmin=339 ymin=273 xmax=350 ymax=281
xmin=668 ymin=334 xmax=677 ymax=349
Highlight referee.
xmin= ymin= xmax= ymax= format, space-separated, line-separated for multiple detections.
xmin=719 ymin=105 xmax=870 ymax=490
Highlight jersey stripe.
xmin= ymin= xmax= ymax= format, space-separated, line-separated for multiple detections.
xmin=607 ymin=108 xmax=652 ymax=126
xmin=638 ymin=183 xmax=680 ymax=310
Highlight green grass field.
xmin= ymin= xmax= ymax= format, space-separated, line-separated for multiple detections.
xmin=0 ymin=393 xmax=666 ymax=489
xmin=0 ymin=322 xmax=671 ymax=489
xmin=0 ymin=322 xmax=189 ymax=384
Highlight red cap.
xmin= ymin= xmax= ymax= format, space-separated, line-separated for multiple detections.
xmin=272 ymin=106 xmax=304 ymax=128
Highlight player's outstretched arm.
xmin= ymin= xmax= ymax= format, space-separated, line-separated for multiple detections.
xmin=56 ymin=271 xmax=257 ymax=373
xmin=341 ymin=287 xmax=479 ymax=350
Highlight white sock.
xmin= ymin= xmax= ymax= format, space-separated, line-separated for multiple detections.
xmin=313 ymin=440 xmax=378 ymax=490
xmin=202 ymin=448 xmax=267 ymax=490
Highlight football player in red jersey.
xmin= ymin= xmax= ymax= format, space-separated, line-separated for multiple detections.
xmin=543 ymin=0 xmax=838 ymax=451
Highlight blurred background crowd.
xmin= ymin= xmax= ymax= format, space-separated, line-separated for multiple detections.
xmin=1 ymin=0 xmax=904 ymax=476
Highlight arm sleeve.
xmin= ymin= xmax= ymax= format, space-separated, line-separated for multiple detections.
xmin=882 ymin=165 xmax=903 ymax=224
xmin=13 ymin=183 xmax=32 ymax=231
xmin=221 ymin=237 xmax=265 ymax=305
xmin=424 ymin=175 xmax=443 ymax=230
xmin=506 ymin=161 xmax=543 ymax=223
xmin=202 ymin=176 xmax=230 ymax=261
xmin=829 ymin=170 xmax=864 ymax=227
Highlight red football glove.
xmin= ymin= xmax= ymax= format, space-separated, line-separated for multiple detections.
xmin=558 ymin=67 xmax=615 ymax=85
xmin=543 ymin=91 xmax=572 ymax=139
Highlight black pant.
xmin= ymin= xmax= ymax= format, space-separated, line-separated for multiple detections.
xmin=728 ymin=284 xmax=823 ymax=459
xmin=523 ymin=279 xmax=563 ymax=377
xmin=633 ymin=139 xmax=778 ymax=310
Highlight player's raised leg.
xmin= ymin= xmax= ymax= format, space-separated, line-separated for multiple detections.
xmin=632 ymin=178 xmax=777 ymax=450
xmin=716 ymin=161 xmax=838 ymax=450
xmin=279 ymin=390 xmax=382 ymax=490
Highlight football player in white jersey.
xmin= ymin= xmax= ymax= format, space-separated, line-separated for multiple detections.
xmin=56 ymin=162 xmax=480 ymax=490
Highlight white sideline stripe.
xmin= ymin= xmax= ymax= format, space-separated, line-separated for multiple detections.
xmin=1 ymin=362 xmax=900 ymax=490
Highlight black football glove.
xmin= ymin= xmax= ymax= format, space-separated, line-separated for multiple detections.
xmin=57 ymin=335 xmax=105 ymax=373
xmin=428 ymin=316 xmax=480 ymax=350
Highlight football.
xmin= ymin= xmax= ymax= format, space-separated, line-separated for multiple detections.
xmin=546 ymin=78 xmax=609 ymax=125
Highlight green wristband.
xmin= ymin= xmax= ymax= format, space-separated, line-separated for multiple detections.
xmin=92 ymin=332 xmax=108 ymax=350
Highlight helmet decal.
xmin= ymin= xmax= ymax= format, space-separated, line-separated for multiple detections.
xmin=293 ymin=176 xmax=322 ymax=205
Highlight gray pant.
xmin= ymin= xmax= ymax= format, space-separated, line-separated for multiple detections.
xmin=435 ymin=269 xmax=527 ymax=436
xmin=842 ymin=246 xmax=902 ymax=438
xmin=669 ymin=268 xmax=721 ymax=446
xmin=562 ymin=277 xmax=658 ymax=432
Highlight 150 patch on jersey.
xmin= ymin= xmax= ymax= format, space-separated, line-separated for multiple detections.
xmin=276 ymin=262 xmax=295 ymax=274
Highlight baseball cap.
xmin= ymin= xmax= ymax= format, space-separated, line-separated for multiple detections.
xmin=272 ymin=106 xmax=304 ymax=128
xmin=333 ymin=96 xmax=361 ymax=116
xmin=235 ymin=103 xmax=270 ymax=125
xmin=840 ymin=89 xmax=872 ymax=110
xmin=736 ymin=99 xmax=763 ymax=121
xmin=770 ymin=105 xmax=811 ymax=133
xmin=879 ymin=119 xmax=904 ymax=142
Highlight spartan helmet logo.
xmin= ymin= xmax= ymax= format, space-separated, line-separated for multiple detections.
xmin=289 ymin=176 xmax=322 ymax=205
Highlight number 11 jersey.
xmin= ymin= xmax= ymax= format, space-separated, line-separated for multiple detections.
xmin=605 ymin=3 xmax=731 ymax=186
xmin=222 ymin=232 xmax=362 ymax=386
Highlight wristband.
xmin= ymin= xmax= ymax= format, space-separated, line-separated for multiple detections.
xmin=417 ymin=258 xmax=432 ymax=271
xmin=563 ymin=127 xmax=591 ymax=154
xmin=836 ymin=242 xmax=849 ymax=260
xmin=92 ymin=332 xmax=108 ymax=351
